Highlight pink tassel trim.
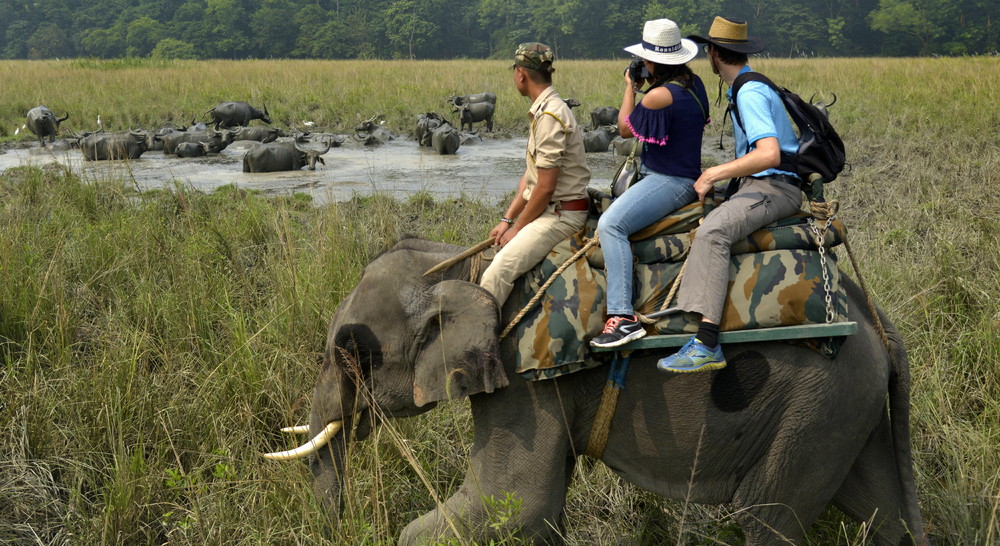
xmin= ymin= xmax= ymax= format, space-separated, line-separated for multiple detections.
xmin=624 ymin=117 xmax=668 ymax=146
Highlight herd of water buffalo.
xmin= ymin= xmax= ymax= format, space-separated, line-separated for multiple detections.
xmin=19 ymin=94 xmax=632 ymax=173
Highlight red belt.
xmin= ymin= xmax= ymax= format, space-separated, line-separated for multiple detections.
xmin=554 ymin=198 xmax=589 ymax=211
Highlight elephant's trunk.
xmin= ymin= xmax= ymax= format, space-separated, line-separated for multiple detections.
xmin=309 ymin=417 xmax=352 ymax=516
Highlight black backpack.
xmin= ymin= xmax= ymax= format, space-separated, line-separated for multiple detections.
xmin=730 ymin=71 xmax=846 ymax=184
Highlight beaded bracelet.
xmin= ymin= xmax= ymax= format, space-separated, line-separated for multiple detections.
xmin=501 ymin=217 xmax=515 ymax=224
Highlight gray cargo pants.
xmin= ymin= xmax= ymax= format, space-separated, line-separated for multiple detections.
xmin=676 ymin=176 xmax=803 ymax=324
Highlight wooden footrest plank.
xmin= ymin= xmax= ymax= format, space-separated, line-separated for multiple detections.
xmin=589 ymin=322 xmax=858 ymax=352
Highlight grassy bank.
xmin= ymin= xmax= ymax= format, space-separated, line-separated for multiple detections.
xmin=1 ymin=58 xmax=998 ymax=544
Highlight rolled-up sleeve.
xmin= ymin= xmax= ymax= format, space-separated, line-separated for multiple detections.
xmin=531 ymin=113 xmax=568 ymax=169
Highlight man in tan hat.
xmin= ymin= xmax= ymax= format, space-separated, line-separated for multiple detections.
xmin=657 ymin=17 xmax=804 ymax=373
xmin=479 ymin=42 xmax=591 ymax=306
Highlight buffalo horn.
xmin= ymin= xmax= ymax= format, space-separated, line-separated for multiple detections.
xmin=422 ymin=237 xmax=495 ymax=277
xmin=263 ymin=421 xmax=343 ymax=461
xmin=827 ymin=93 xmax=837 ymax=107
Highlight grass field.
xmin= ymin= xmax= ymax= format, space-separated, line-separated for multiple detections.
xmin=1 ymin=58 xmax=998 ymax=545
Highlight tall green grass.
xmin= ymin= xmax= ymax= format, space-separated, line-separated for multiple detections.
xmin=1 ymin=58 xmax=997 ymax=544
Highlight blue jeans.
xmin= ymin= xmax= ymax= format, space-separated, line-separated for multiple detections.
xmin=597 ymin=166 xmax=696 ymax=315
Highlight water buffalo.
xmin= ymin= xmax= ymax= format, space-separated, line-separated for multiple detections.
xmin=78 ymin=131 xmax=149 ymax=161
xmin=162 ymin=129 xmax=232 ymax=155
xmin=611 ymin=136 xmax=641 ymax=156
xmin=455 ymin=102 xmax=494 ymax=133
xmin=416 ymin=113 xmax=446 ymax=147
xmin=583 ymin=125 xmax=615 ymax=153
xmin=175 ymin=139 xmax=229 ymax=158
xmin=590 ymin=106 xmax=620 ymax=130
xmin=430 ymin=122 xmax=460 ymax=155
xmin=447 ymin=92 xmax=497 ymax=107
xmin=355 ymin=116 xmax=394 ymax=145
xmin=231 ymin=125 xmax=286 ymax=143
xmin=242 ymin=138 xmax=332 ymax=172
xmin=810 ymin=92 xmax=838 ymax=119
xmin=205 ymin=101 xmax=271 ymax=130
xmin=26 ymin=106 xmax=69 ymax=145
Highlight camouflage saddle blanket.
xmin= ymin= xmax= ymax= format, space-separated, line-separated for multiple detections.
xmin=506 ymin=190 xmax=849 ymax=381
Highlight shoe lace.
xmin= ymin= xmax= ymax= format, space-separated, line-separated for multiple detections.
xmin=602 ymin=316 xmax=625 ymax=334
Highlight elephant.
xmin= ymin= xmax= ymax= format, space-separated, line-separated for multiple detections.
xmin=26 ymin=106 xmax=69 ymax=145
xmin=205 ymin=101 xmax=271 ymax=130
xmin=267 ymin=238 xmax=924 ymax=545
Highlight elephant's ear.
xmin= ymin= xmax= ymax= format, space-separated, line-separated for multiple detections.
xmin=412 ymin=280 xmax=507 ymax=407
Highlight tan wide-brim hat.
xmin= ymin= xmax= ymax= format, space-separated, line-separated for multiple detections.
xmin=623 ymin=18 xmax=698 ymax=65
xmin=688 ymin=16 xmax=765 ymax=54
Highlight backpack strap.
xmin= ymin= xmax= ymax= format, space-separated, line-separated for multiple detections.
xmin=728 ymin=71 xmax=798 ymax=174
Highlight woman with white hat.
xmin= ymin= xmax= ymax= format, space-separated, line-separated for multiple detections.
xmin=591 ymin=18 xmax=710 ymax=349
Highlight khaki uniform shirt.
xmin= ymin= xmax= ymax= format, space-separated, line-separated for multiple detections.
xmin=523 ymin=86 xmax=591 ymax=203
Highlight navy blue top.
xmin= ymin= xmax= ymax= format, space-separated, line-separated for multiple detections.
xmin=625 ymin=76 xmax=709 ymax=180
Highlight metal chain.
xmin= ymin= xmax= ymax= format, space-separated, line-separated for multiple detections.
xmin=807 ymin=215 xmax=836 ymax=323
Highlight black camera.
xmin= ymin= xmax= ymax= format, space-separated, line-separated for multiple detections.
xmin=627 ymin=58 xmax=651 ymax=86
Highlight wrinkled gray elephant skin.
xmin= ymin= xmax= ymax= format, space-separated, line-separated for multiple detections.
xmin=305 ymin=238 xmax=924 ymax=545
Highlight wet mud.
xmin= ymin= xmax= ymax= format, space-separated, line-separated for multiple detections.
xmin=0 ymin=136 xmax=623 ymax=205
xmin=0 ymin=135 xmax=729 ymax=205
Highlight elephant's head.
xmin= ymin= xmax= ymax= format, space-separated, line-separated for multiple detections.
xmin=265 ymin=239 xmax=508 ymax=511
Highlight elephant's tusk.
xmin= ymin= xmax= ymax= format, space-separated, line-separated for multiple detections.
xmin=263 ymin=421 xmax=343 ymax=461
xmin=281 ymin=425 xmax=310 ymax=434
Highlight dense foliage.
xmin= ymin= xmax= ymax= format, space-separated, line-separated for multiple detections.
xmin=2 ymin=0 xmax=997 ymax=60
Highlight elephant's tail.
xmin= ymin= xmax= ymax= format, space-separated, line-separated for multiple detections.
xmin=880 ymin=307 xmax=925 ymax=542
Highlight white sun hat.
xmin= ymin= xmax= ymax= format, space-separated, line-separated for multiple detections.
xmin=623 ymin=18 xmax=698 ymax=65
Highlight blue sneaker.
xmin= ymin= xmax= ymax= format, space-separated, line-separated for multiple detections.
xmin=657 ymin=337 xmax=726 ymax=373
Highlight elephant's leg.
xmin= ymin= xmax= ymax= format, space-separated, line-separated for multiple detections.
xmin=731 ymin=431 xmax=865 ymax=544
xmin=399 ymin=390 xmax=577 ymax=545
xmin=832 ymin=411 xmax=922 ymax=545
xmin=399 ymin=459 xmax=572 ymax=545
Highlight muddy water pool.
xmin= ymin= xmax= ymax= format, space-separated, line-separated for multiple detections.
xmin=0 ymin=136 xmax=627 ymax=206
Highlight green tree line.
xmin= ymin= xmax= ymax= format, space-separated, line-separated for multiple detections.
xmin=3 ymin=0 xmax=997 ymax=60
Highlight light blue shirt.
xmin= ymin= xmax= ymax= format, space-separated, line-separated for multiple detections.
xmin=727 ymin=65 xmax=800 ymax=179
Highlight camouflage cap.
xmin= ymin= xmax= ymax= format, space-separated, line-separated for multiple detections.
xmin=511 ymin=42 xmax=556 ymax=73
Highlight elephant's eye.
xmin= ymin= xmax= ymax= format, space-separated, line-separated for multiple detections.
xmin=333 ymin=324 xmax=383 ymax=379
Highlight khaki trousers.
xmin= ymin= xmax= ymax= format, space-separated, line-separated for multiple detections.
xmin=479 ymin=208 xmax=587 ymax=306
xmin=677 ymin=177 xmax=803 ymax=323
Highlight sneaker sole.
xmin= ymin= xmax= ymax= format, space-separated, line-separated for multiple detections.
xmin=656 ymin=360 xmax=727 ymax=373
xmin=589 ymin=328 xmax=647 ymax=349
